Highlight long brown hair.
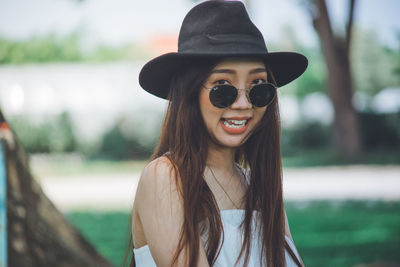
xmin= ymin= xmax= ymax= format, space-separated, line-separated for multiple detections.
xmin=127 ymin=58 xmax=302 ymax=267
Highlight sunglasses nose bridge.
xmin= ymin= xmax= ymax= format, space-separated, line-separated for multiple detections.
xmin=230 ymin=87 xmax=252 ymax=108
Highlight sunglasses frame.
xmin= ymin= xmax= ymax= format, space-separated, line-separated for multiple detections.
xmin=203 ymin=82 xmax=277 ymax=109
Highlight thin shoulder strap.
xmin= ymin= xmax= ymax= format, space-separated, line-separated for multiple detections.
xmin=285 ymin=239 xmax=302 ymax=267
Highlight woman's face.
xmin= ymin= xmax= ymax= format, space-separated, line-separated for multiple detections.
xmin=199 ymin=58 xmax=269 ymax=148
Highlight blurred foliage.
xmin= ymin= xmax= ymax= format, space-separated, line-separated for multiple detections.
xmin=0 ymin=32 xmax=83 ymax=63
xmin=98 ymin=124 xmax=153 ymax=160
xmin=294 ymin=47 xmax=327 ymax=99
xmin=359 ymin=112 xmax=400 ymax=149
xmin=6 ymin=109 xmax=400 ymax=162
xmin=272 ymin=24 xmax=400 ymax=99
xmin=281 ymin=121 xmax=333 ymax=156
xmin=84 ymin=42 xmax=151 ymax=62
xmin=0 ymin=31 xmax=151 ymax=64
xmin=281 ymin=111 xmax=400 ymax=159
xmin=96 ymin=115 xmax=162 ymax=160
xmin=267 ymin=24 xmax=327 ymax=99
xmin=7 ymin=111 xmax=161 ymax=159
xmin=352 ymin=28 xmax=400 ymax=96
xmin=9 ymin=111 xmax=77 ymax=153
xmin=292 ymin=28 xmax=399 ymax=99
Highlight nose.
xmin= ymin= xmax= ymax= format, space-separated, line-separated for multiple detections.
xmin=230 ymin=88 xmax=252 ymax=109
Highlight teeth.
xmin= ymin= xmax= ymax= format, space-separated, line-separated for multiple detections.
xmin=223 ymin=119 xmax=247 ymax=128
xmin=230 ymin=120 xmax=246 ymax=124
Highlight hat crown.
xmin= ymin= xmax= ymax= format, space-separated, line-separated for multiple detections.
xmin=178 ymin=0 xmax=267 ymax=54
xmin=138 ymin=0 xmax=308 ymax=99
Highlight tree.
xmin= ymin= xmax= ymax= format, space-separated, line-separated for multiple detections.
xmin=0 ymin=110 xmax=113 ymax=267
xmin=351 ymin=28 xmax=399 ymax=97
xmin=308 ymin=0 xmax=363 ymax=156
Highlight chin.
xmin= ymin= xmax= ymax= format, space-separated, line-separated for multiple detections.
xmin=212 ymin=134 xmax=248 ymax=149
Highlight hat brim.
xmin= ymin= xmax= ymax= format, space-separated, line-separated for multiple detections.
xmin=139 ymin=52 xmax=308 ymax=99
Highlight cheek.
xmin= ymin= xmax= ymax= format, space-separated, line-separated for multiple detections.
xmin=199 ymin=90 xmax=209 ymax=122
xmin=199 ymin=90 xmax=222 ymax=129
xmin=199 ymin=90 xmax=217 ymax=118
xmin=253 ymin=107 xmax=267 ymax=124
xmin=199 ymin=90 xmax=210 ymax=110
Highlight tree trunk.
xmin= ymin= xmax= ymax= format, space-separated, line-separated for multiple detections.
xmin=0 ymin=111 xmax=113 ymax=267
xmin=311 ymin=0 xmax=362 ymax=156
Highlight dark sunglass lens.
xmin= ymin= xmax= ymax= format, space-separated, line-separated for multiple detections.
xmin=249 ymin=84 xmax=276 ymax=107
xmin=209 ymin=85 xmax=237 ymax=108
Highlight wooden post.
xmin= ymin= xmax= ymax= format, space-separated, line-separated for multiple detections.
xmin=0 ymin=142 xmax=7 ymax=267
xmin=0 ymin=113 xmax=113 ymax=267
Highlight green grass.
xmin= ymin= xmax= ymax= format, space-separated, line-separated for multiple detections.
xmin=66 ymin=210 xmax=132 ymax=267
xmin=286 ymin=201 xmax=400 ymax=267
xmin=66 ymin=201 xmax=400 ymax=267
xmin=282 ymin=149 xmax=400 ymax=167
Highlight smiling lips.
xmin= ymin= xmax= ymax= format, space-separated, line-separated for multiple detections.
xmin=220 ymin=117 xmax=251 ymax=134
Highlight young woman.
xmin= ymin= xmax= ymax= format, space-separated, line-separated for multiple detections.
xmin=130 ymin=1 xmax=308 ymax=266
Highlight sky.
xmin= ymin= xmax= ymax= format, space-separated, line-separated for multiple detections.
xmin=0 ymin=0 xmax=399 ymax=49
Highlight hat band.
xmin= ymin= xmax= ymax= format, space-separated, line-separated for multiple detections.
xmin=178 ymin=33 xmax=268 ymax=54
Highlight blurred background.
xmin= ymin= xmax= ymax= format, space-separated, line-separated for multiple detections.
xmin=0 ymin=0 xmax=399 ymax=266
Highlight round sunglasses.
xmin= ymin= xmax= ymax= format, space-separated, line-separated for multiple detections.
xmin=204 ymin=83 xmax=277 ymax=108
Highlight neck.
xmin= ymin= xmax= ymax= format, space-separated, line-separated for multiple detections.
xmin=206 ymin=142 xmax=237 ymax=173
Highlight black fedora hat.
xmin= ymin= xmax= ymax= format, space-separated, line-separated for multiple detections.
xmin=139 ymin=0 xmax=308 ymax=99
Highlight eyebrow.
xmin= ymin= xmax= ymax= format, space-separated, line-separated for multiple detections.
xmin=210 ymin=67 xmax=267 ymax=74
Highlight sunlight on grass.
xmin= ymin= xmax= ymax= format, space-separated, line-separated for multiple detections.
xmin=30 ymin=149 xmax=400 ymax=180
xmin=31 ymin=154 xmax=147 ymax=178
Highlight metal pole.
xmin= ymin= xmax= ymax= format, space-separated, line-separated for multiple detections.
xmin=0 ymin=142 xmax=7 ymax=267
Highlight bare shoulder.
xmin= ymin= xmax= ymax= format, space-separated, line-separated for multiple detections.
xmin=132 ymin=156 xmax=210 ymax=266
xmin=143 ymin=156 xmax=175 ymax=180
xmin=134 ymin=156 xmax=181 ymax=212
xmin=133 ymin=156 xmax=182 ymax=235
xmin=132 ymin=156 xmax=187 ymax=266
